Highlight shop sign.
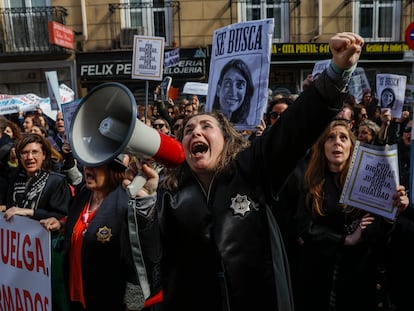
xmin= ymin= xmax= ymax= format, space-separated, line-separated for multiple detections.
xmin=48 ymin=21 xmax=74 ymax=49
xmin=271 ymin=42 xmax=409 ymax=56
xmin=78 ymin=58 xmax=205 ymax=81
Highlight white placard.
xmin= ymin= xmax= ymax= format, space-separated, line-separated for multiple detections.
xmin=205 ymin=19 xmax=274 ymax=130
xmin=183 ymin=82 xmax=209 ymax=96
xmin=340 ymin=141 xmax=399 ymax=220
xmin=132 ymin=36 xmax=165 ymax=81
xmin=376 ymin=73 xmax=407 ymax=118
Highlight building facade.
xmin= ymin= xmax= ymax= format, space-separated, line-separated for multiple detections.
xmin=0 ymin=0 xmax=413 ymax=104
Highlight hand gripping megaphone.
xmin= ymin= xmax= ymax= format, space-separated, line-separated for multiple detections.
xmin=69 ymin=82 xmax=185 ymax=196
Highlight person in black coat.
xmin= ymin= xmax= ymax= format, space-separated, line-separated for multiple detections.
xmin=40 ymin=155 xmax=161 ymax=311
xmin=3 ymin=133 xmax=70 ymax=221
xmin=3 ymin=133 xmax=72 ymax=311
xmin=284 ymin=120 xmax=408 ymax=311
xmin=125 ymin=32 xmax=370 ymax=311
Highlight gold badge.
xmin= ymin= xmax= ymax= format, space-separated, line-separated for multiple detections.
xmin=230 ymin=194 xmax=251 ymax=216
xmin=96 ymin=226 xmax=112 ymax=243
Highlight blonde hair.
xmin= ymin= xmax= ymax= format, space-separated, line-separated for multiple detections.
xmin=358 ymin=119 xmax=380 ymax=138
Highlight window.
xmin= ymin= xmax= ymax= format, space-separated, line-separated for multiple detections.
xmin=354 ymin=0 xmax=401 ymax=41
xmin=122 ymin=0 xmax=173 ymax=46
xmin=3 ymin=0 xmax=52 ymax=51
xmin=238 ymin=0 xmax=289 ymax=42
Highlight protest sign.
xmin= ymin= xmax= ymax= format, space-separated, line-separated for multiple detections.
xmin=0 ymin=214 xmax=51 ymax=310
xmin=205 ymin=19 xmax=274 ymax=130
xmin=349 ymin=67 xmax=371 ymax=103
xmin=45 ymin=71 xmax=63 ymax=111
xmin=183 ymin=82 xmax=209 ymax=96
xmin=405 ymin=84 xmax=414 ymax=105
xmin=376 ymin=73 xmax=407 ymax=118
xmin=61 ymin=99 xmax=82 ymax=142
xmin=132 ymin=36 xmax=165 ymax=81
xmin=0 ymin=84 xmax=75 ymax=121
xmin=340 ymin=141 xmax=399 ymax=220
xmin=312 ymin=59 xmax=330 ymax=80
xmin=164 ymin=48 xmax=180 ymax=68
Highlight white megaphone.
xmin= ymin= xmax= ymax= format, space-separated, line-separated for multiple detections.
xmin=69 ymin=82 xmax=185 ymax=196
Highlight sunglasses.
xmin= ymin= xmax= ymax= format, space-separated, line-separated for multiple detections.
xmin=270 ymin=112 xmax=281 ymax=119
xmin=334 ymin=118 xmax=352 ymax=124
xmin=404 ymin=126 xmax=412 ymax=133
xmin=153 ymin=123 xmax=165 ymax=129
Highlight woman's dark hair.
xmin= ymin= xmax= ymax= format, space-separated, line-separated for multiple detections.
xmin=16 ymin=133 xmax=53 ymax=171
xmin=162 ymin=111 xmax=250 ymax=191
xmin=5 ymin=120 xmax=23 ymax=141
xmin=213 ymin=59 xmax=254 ymax=123
xmin=381 ymin=87 xmax=396 ymax=108
xmin=266 ymin=97 xmax=293 ymax=124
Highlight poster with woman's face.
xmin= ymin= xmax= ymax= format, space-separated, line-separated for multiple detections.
xmin=205 ymin=19 xmax=274 ymax=130
xmin=348 ymin=67 xmax=371 ymax=103
xmin=376 ymin=73 xmax=407 ymax=118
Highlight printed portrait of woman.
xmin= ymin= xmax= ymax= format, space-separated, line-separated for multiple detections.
xmin=213 ymin=58 xmax=254 ymax=124
xmin=380 ymin=87 xmax=396 ymax=109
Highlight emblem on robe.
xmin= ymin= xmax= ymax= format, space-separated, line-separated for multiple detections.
xmin=230 ymin=194 xmax=251 ymax=216
xmin=96 ymin=226 xmax=112 ymax=243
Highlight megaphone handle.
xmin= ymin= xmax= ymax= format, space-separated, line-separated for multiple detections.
xmin=127 ymin=174 xmax=147 ymax=198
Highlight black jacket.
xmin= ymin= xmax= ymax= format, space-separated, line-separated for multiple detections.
xmin=7 ymin=170 xmax=70 ymax=220
xmin=154 ymin=70 xmax=347 ymax=311
xmin=63 ymin=185 xmax=137 ymax=311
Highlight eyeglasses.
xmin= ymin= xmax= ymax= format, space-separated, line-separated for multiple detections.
xmin=270 ymin=112 xmax=281 ymax=119
xmin=153 ymin=123 xmax=165 ymax=129
xmin=20 ymin=150 xmax=42 ymax=158
xmin=404 ymin=126 xmax=412 ymax=133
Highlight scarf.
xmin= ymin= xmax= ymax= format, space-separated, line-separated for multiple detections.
xmin=12 ymin=170 xmax=49 ymax=209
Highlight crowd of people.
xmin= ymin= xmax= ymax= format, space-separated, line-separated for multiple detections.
xmin=1 ymin=31 xmax=413 ymax=311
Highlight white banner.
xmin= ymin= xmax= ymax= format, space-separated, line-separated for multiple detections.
xmin=0 ymin=84 xmax=75 ymax=121
xmin=0 ymin=214 xmax=51 ymax=310
xmin=205 ymin=19 xmax=274 ymax=130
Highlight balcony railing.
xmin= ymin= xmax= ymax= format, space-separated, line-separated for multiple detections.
xmin=0 ymin=6 xmax=69 ymax=55
xmin=109 ymin=1 xmax=181 ymax=49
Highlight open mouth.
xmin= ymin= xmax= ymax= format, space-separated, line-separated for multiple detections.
xmin=84 ymin=172 xmax=95 ymax=180
xmin=191 ymin=142 xmax=208 ymax=155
